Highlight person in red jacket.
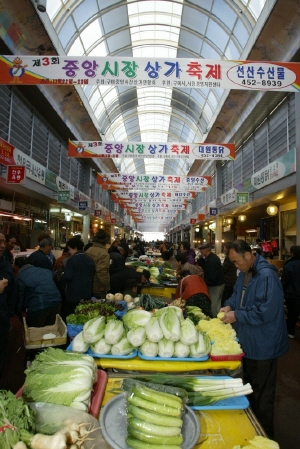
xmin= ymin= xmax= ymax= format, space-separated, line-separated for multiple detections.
xmin=175 ymin=270 xmax=212 ymax=317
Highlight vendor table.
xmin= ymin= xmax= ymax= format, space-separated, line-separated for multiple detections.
xmin=94 ymin=355 xmax=241 ymax=374
xmin=97 ymin=376 xmax=266 ymax=449
xmin=141 ymin=284 xmax=177 ymax=299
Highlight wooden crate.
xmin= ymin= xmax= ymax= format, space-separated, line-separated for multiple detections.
xmin=23 ymin=314 xmax=67 ymax=349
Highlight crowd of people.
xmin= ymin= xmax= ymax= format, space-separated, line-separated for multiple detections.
xmin=0 ymin=230 xmax=297 ymax=439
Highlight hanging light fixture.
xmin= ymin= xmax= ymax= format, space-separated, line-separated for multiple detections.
xmin=195 ymin=226 xmax=200 ymax=233
xmin=238 ymin=214 xmax=247 ymax=222
xmin=266 ymin=204 xmax=278 ymax=216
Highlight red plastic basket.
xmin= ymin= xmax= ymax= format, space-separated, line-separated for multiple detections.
xmin=16 ymin=369 xmax=107 ymax=419
xmin=210 ymin=353 xmax=245 ymax=361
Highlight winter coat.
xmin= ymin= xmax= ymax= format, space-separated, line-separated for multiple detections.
xmin=27 ymin=249 xmax=53 ymax=271
xmin=63 ymin=252 xmax=95 ymax=304
xmin=281 ymin=256 xmax=300 ymax=300
xmin=185 ymin=248 xmax=196 ymax=264
xmin=0 ymin=256 xmax=15 ymax=335
xmin=224 ymin=254 xmax=289 ymax=360
xmin=202 ymin=252 xmax=225 ymax=287
xmin=222 ymin=256 xmax=237 ymax=287
xmin=16 ymin=264 xmax=61 ymax=317
xmin=85 ymin=242 xmax=110 ymax=296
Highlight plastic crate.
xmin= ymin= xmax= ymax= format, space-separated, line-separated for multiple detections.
xmin=210 ymin=352 xmax=245 ymax=361
xmin=23 ymin=314 xmax=67 ymax=349
xmin=67 ymin=323 xmax=84 ymax=339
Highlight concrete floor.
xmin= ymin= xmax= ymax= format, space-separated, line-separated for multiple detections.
xmin=1 ymin=316 xmax=299 ymax=449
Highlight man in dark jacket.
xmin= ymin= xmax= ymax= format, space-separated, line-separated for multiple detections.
xmin=281 ymin=245 xmax=300 ymax=338
xmin=0 ymin=232 xmax=16 ymax=378
xmin=198 ymin=242 xmax=225 ymax=317
xmin=109 ymin=267 xmax=150 ymax=294
xmin=15 ymin=258 xmax=61 ymax=327
xmin=220 ymin=240 xmax=289 ymax=438
xmin=221 ymin=242 xmax=237 ymax=306
xmin=63 ymin=237 xmax=95 ymax=317
xmin=27 ymin=236 xmax=53 ymax=270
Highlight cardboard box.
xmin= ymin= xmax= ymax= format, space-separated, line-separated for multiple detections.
xmin=23 ymin=314 xmax=67 ymax=349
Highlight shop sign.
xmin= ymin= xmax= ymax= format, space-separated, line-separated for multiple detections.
xmin=111 ymin=218 xmax=117 ymax=224
xmin=94 ymin=210 xmax=102 ymax=217
xmin=6 ymin=165 xmax=25 ymax=184
xmin=198 ymin=214 xmax=206 ymax=221
xmin=210 ymin=207 xmax=218 ymax=216
xmin=190 ymin=218 xmax=196 ymax=225
xmin=45 ymin=169 xmax=58 ymax=191
xmin=116 ymin=221 xmax=123 ymax=227
xmin=105 ymin=215 xmax=111 ymax=222
xmin=57 ymin=190 xmax=70 ymax=203
xmin=78 ymin=201 xmax=88 ymax=211
xmin=236 ymin=192 xmax=249 ymax=205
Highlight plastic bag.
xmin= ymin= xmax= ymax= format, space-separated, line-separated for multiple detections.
xmin=28 ymin=402 xmax=103 ymax=448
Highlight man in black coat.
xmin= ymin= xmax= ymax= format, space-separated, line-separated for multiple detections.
xmin=62 ymin=237 xmax=95 ymax=318
xmin=281 ymin=245 xmax=300 ymax=338
xmin=27 ymin=236 xmax=53 ymax=270
xmin=198 ymin=242 xmax=225 ymax=317
xmin=109 ymin=267 xmax=150 ymax=294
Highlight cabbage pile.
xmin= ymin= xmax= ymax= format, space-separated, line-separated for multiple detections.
xmin=71 ymin=316 xmax=134 ymax=356
xmin=123 ymin=307 xmax=211 ymax=358
xmin=70 ymin=307 xmax=212 ymax=359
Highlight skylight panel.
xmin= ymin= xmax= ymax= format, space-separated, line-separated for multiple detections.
xmin=68 ymin=37 xmax=84 ymax=56
xmin=80 ymin=20 xmax=102 ymax=52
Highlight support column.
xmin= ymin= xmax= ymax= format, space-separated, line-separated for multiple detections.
xmin=82 ymin=214 xmax=90 ymax=245
xmin=190 ymin=226 xmax=195 ymax=248
xmin=295 ymin=93 xmax=300 ymax=245
xmin=215 ymin=215 xmax=223 ymax=255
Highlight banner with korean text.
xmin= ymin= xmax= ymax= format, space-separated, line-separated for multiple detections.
xmin=97 ymin=173 xmax=211 ymax=189
xmin=1 ymin=56 xmax=300 ymax=92
xmin=68 ymin=140 xmax=235 ymax=161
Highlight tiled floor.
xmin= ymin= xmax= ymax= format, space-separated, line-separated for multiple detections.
xmin=1 ymin=316 xmax=299 ymax=449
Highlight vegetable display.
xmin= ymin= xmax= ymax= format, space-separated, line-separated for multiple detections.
xmin=66 ymin=300 xmax=119 ymax=325
xmin=122 ymin=379 xmax=185 ymax=449
xmin=232 ymin=436 xmax=279 ymax=449
xmin=0 ymin=390 xmax=36 ymax=449
xmin=130 ymin=374 xmax=253 ymax=407
xmin=22 ymin=348 xmax=97 ymax=412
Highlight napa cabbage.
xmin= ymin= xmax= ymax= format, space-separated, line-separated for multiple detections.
xmin=122 ymin=309 xmax=152 ymax=330
xmin=127 ymin=326 xmax=147 ymax=347
xmin=104 ymin=319 xmax=124 ymax=344
xmin=174 ymin=341 xmax=190 ymax=358
xmin=159 ymin=308 xmax=180 ymax=341
xmin=90 ymin=337 xmax=111 ymax=355
xmin=139 ymin=339 xmax=159 ymax=357
xmin=145 ymin=316 xmax=164 ymax=342
xmin=180 ymin=318 xmax=199 ymax=345
xmin=158 ymin=338 xmax=174 ymax=358
xmin=71 ymin=331 xmax=89 ymax=353
xmin=82 ymin=316 xmax=106 ymax=343
xmin=111 ymin=337 xmax=134 ymax=355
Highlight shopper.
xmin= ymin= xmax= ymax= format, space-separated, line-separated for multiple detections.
xmin=175 ymin=253 xmax=203 ymax=278
xmin=15 ymin=258 xmax=61 ymax=327
xmin=180 ymin=241 xmax=196 ymax=264
xmin=0 ymin=232 xmax=15 ymax=379
xmin=198 ymin=242 xmax=225 ymax=317
xmin=85 ymin=230 xmax=110 ymax=299
xmin=109 ymin=246 xmax=126 ymax=275
xmin=175 ymin=270 xmax=212 ymax=317
xmin=219 ymin=239 xmax=289 ymax=438
xmin=27 ymin=236 xmax=53 ymax=270
xmin=221 ymin=242 xmax=237 ymax=306
xmin=281 ymin=245 xmax=300 ymax=338
xmin=109 ymin=267 xmax=150 ymax=294
xmin=62 ymin=237 xmax=95 ymax=317
xmin=3 ymin=234 xmax=16 ymax=265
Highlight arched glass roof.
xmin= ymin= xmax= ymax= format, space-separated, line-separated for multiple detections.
xmin=44 ymin=0 xmax=268 ymax=229
xmin=47 ymin=0 xmax=267 ymax=174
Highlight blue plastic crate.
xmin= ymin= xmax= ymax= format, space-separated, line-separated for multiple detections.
xmin=66 ymin=323 xmax=83 ymax=338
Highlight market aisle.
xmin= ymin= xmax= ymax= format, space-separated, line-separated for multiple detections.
xmin=274 ymin=324 xmax=300 ymax=449
xmin=1 ymin=315 xmax=300 ymax=449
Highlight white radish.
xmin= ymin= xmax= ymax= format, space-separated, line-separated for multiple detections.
xmin=13 ymin=443 xmax=27 ymax=449
xmin=30 ymin=433 xmax=67 ymax=449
